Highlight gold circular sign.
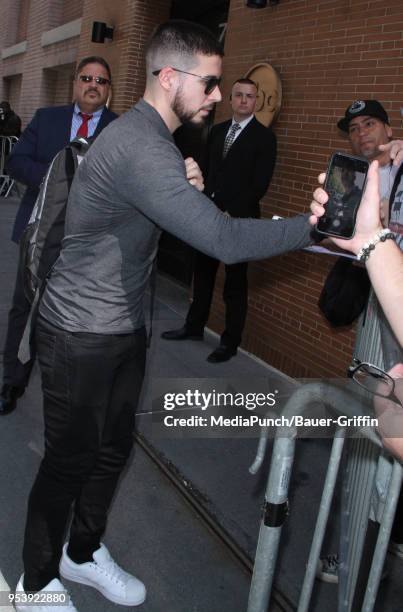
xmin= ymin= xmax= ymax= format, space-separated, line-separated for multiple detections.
xmin=245 ymin=62 xmax=282 ymax=128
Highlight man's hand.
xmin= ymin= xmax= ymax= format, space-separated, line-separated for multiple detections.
xmin=379 ymin=140 xmax=403 ymax=167
xmin=309 ymin=160 xmax=383 ymax=255
xmin=185 ymin=157 xmax=204 ymax=192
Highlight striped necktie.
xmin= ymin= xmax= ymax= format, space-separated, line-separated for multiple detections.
xmin=76 ymin=112 xmax=93 ymax=138
xmin=223 ymin=122 xmax=241 ymax=158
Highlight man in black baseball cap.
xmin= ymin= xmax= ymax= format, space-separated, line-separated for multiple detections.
xmin=337 ymin=99 xmax=389 ymax=132
xmin=317 ymin=99 xmax=403 ymax=584
xmin=337 ymin=99 xmax=392 ymax=164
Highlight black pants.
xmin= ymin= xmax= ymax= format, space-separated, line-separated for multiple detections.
xmin=2 ymin=250 xmax=34 ymax=387
xmin=185 ymin=251 xmax=248 ymax=351
xmin=23 ymin=317 xmax=146 ymax=591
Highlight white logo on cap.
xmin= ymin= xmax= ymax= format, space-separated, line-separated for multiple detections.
xmin=349 ymin=100 xmax=366 ymax=114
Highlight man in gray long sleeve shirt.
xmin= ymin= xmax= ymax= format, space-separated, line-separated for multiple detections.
xmin=16 ymin=20 xmax=313 ymax=611
xmin=40 ymin=97 xmax=310 ymax=332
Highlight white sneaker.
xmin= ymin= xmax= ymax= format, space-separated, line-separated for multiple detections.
xmin=59 ymin=543 xmax=146 ymax=606
xmin=15 ymin=575 xmax=78 ymax=611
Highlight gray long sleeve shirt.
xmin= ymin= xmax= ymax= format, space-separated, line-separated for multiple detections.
xmin=40 ymin=99 xmax=312 ymax=333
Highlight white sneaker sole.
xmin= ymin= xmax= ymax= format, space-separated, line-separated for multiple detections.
xmin=60 ymin=563 xmax=146 ymax=607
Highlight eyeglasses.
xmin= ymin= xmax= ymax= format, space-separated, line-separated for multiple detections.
xmin=152 ymin=68 xmax=221 ymax=96
xmin=78 ymin=75 xmax=111 ymax=86
xmin=348 ymin=359 xmax=403 ymax=408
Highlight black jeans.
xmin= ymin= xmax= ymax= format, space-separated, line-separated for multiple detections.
xmin=186 ymin=251 xmax=248 ymax=350
xmin=2 ymin=250 xmax=34 ymax=387
xmin=23 ymin=317 xmax=146 ymax=591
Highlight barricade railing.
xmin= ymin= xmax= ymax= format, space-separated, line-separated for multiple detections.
xmin=247 ymin=381 xmax=402 ymax=612
xmin=0 ymin=135 xmax=18 ymax=197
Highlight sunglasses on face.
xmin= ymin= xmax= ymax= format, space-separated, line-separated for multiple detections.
xmin=78 ymin=75 xmax=111 ymax=86
xmin=152 ymin=68 xmax=221 ymax=96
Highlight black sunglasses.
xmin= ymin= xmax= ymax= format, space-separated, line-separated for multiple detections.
xmin=78 ymin=75 xmax=111 ymax=86
xmin=152 ymin=68 xmax=221 ymax=96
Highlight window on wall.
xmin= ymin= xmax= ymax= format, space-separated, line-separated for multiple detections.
xmin=15 ymin=0 xmax=30 ymax=43
xmin=3 ymin=75 xmax=23 ymax=114
xmin=46 ymin=0 xmax=83 ymax=31
xmin=41 ymin=65 xmax=75 ymax=109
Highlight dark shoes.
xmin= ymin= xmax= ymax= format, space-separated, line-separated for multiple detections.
xmin=0 ymin=384 xmax=25 ymax=415
xmin=161 ymin=327 xmax=237 ymax=363
xmin=161 ymin=326 xmax=203 ymax=341
xmin=207 ymin=346 xmax=237 ymax=363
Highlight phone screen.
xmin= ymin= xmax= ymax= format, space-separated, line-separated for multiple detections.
xmin=316 ymin=153 xmax=369 ymax=238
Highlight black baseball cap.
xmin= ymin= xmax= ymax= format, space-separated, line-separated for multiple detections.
xmin=337 ymin=100 xmax=389 ymax=132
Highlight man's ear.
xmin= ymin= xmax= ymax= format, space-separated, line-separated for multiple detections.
xmin=155 ymin=66 xmax=176 ymax=92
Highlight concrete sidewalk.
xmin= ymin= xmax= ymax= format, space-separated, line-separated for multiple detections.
xmin=1 ymin=195 xmax=402 ymax=612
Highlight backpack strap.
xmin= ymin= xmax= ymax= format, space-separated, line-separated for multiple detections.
xmin=17 ymin=288 xmax=42 ymax=364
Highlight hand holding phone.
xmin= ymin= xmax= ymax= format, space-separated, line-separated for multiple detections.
xmin=316 ymin=152 xmax=370 ymax=239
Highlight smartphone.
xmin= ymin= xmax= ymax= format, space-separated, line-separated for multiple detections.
xmin=316 ymin=152 xmax=369 ymax=239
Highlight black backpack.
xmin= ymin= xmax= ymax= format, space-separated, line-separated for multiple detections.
xmin=20 ymin=136 xmax=92 ymax=305
xmin=318 ymin=257 xmax=371 ymax=327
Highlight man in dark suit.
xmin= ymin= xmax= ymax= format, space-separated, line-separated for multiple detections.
xmin=162 ymin=78 xmax=277 ymax=362
xmin=0 ymin=56 xmax=117 ymax=415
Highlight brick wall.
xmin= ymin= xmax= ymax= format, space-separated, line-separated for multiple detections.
xmin=62 ymin=0 xmax=84 ymax=25
xmin=1 ymin=0 xmax=170 ymax=122
xmin=207 ymin=0 xmax=403 ymax=378
xmin=0 ymin=0 xmax=80 ymax=127
xmin=53 ymin=66 xmax=75 ymax=106
xmin=16 ymin=0 xmax=30 ymax=43
xmin=0 ymin=0 xmax=20 ymax=50
xmin=41 ymin=64 xmax=75 ymax=108
xmin=77 ymin=0 xmax=171 ymax=115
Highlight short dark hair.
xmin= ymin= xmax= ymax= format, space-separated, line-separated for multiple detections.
xmin=232 ymin=78 xmax=257 ymax=89
xmin=75 ymin=56 xmax=112 ymax=82
xmin=146 ymin=20 xmax=223 ymax=73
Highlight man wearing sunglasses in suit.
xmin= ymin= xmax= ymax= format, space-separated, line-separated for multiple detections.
xmin=0 ymin=56 xmax=117 ymax=416
xmin=162 ymin=77 xmax=277 ymax=362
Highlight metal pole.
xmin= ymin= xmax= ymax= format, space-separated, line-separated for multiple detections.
xmin=247 ymin=434 xmax=296 ymax=612
xmin=297 ymin=428 xmax=346 ymax=612
xmin=362 ymin=460 xmax=403 ymax=612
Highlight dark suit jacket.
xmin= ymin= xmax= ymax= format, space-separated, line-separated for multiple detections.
xmin=204 ymin=116 xmax=277 ymax=219
xmin=8 ymin=103 xmax=117 ymax=242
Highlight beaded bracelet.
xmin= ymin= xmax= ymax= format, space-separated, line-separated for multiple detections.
xmin=357 ymin=228 xmax=396 ymax=262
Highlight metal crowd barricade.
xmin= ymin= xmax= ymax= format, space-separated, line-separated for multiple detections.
xmin=335 ymin=292 xmax=384 ymax=611
xmin=337 ymin=287 xmax=403 ymax=611
xmin=247 ymin=380 xmax=402 ymax=612
xmin=0 ymin=135 xmax=18 ymax=196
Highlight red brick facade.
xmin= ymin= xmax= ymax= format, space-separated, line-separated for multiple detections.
xmin=1 ymin=0 xmax=402 ymax=378
xmin=208 ymin=0 xmax=403 ymax=378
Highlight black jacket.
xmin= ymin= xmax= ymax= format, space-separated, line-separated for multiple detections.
xmin=8 ymin=103 xmax=117 ymax=242
xmin=204 ymin=116 xmax=277 ymax=218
